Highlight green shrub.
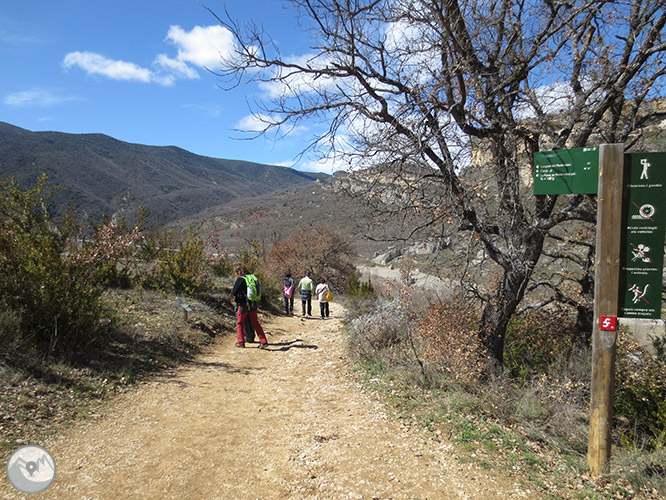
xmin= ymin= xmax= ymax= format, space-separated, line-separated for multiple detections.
xmin=252 ymin=269 xmax=281 ymax=309
xmin=653 ymin=334 xmax=666 ymax=364
xmin=0 ymin=307 xmax=24 ymax=359
xmin=615 ymin=335 xmax=666 ymax=447
xmin=211 ymin=253 xmax=234 ymax=277
xmin=504 ymin=308 xmax=578 ymax=382
xmin=347 ymin=269 xmax=375 ymax=297
xmin=97 ymin=262 xmax=134 ymax=289
xmin=238 ymin=240 xmax=262 ymax=274
xmin=0 ymin=175 xmax=138 ymax=359
xmin=86 ymin=219 xmax=142 ymax=289
xmin=137 ymin=228 xmax=211 ymax=295
xmin=159 ymin=234 xmax=209 ymax=294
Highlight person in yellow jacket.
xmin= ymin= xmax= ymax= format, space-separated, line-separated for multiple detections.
xmin=296 ymin=270 xmax=314 ymax=316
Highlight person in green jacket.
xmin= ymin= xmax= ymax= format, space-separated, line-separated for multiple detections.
xmin=297 ymin=270 xmax=315 ymax=316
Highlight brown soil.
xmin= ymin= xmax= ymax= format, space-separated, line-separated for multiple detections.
xmin=1 ymin=303 xmax=538 ymax=499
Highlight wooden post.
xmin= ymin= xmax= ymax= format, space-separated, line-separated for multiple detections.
xmin=588 ymin=144 xmax=624 ymax=475
xmin=177 ymin=299 xmax=194 ymax=322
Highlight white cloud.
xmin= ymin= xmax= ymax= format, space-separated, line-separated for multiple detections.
xmin=273 ymin=160 xmax=296 ymax=168
xmin=515 ymin=78 xmax=609 ymax=119
xmin=301 ymin=155 xmax=349 ymax=173
xmin=0 ymin=15 xmax=43 ymax=47
xmin=515 ymin=80 xmax=575 ymax=119
xmin=155 ymin=54 xmax=199 ymax=79
xmin=0 ymin=28 xmax=42 ymax=47
xmin=300 ymin=133 xmax=355 ymax=173
xmin=182 ymin=103 xmax=224 ymax=119
xmin=63 ymin=51 xmax=152 ymax=83
xmin=63 ymin=25 xmax=236 ymax=87
xmin=235 ymin=113 xmax=309 ymax=137
xmin=235 ymin=113 xmax=273 ymax=133
xmin=165 ymin=25 xmax=235 ymax=68
xmin=258 ymin=53 xmax=336 ymax=99
xmin=4 ymin=88 xmax=82 ymax=108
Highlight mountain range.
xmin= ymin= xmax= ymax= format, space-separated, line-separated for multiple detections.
xmin=0 ymin=122 xmax=327 ymax=226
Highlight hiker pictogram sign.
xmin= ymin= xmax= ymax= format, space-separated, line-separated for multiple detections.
xmin=619 ymin=152 xmax=666 ymax=319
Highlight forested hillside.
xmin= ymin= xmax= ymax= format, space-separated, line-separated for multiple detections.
xmin=0 ymin=122 xmax=326 ymax=226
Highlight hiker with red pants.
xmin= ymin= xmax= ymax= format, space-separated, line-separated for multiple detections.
xmin=231 ymin=262 xmax=268 ymax=349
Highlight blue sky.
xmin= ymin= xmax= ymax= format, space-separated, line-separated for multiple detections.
xmin=0 ymin=1 xmax=331 ymax=172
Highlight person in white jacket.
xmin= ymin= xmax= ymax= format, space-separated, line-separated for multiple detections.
xmin=315 ymin=278 xmax=331 ymax=319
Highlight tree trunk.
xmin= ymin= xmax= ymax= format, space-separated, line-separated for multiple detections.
xmin=575 ymin=305 xmax=593 ymax=345
xmin=479 ymin=266 xmax=529 ymax=372
xmin=479 ymin=230 xmax=546 ymax=372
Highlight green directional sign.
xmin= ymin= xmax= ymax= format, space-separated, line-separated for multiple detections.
xmin=619 ymin=152 xmax=666 ymax=319
xmin=534 ymin=146 xmax=599 ymax=195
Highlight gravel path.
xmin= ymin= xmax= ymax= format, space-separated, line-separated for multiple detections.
xmin=1 ymin=302 xmax=536 ymax=499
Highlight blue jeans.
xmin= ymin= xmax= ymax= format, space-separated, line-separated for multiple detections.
xmin=301 ymin=291 xmax=312 ymax=315
xmin=284 ymin=295 xmax=294 ymax=314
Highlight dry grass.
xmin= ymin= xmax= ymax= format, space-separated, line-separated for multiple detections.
xmin=0 ymin=287 xmax=231 ymax=457
xmin=344 ymin=295 xmax=666 ymax=499
xmin=415 ymin=301 xmax=487 ymax=383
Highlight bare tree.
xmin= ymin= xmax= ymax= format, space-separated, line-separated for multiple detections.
xmin=267 ymin=227 xmax=357 ymax=292
xmin=210 ymin=0 xmax=666 ymax=370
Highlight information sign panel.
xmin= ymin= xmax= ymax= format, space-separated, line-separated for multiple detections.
xmin=619 ymin=152 xmax=666 ymax=319
xmin=534 ymin=146 xmax=599 ymax=195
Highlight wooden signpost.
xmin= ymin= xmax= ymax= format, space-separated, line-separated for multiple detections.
xmin=587 ymin=144 xmax=624 ymax=476
xmin=533 ymin=144 xmax=663 ymax=475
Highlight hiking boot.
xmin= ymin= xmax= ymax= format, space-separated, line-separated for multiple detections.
xmin=258 ymin=343 xmax=268 ymax=349
xmin=235 ymin=343 xmax=245 ymax=348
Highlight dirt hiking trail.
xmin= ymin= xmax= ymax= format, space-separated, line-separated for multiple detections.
xmin=2 ymin=303 xmax=536 ymax=500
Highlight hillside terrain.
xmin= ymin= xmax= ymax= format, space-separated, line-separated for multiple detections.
xmin=0 ymin=122 xmax=326 ymax=226
xmin=0 ymin=121 xmax=429 ymax=261
xmin=172 ymin=172 xmax=399 ymax=260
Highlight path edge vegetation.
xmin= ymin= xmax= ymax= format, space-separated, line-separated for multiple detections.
xmin=0 ymin=175 xmax=235 ymax=457
xmin=342 ymin=266 xmax=666 ymax=500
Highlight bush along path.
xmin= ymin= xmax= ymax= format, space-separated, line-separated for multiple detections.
xmin=1 ymin=303 xmax=535 ymax=499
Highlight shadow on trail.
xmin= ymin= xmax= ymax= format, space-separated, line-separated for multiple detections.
xmin=264 ymin=340 xmax=318 ymax=352
xmin=151 ymin=361 xmax=266 ymax=386
xmin=188 ymin=360 xmax=266 ymax=375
